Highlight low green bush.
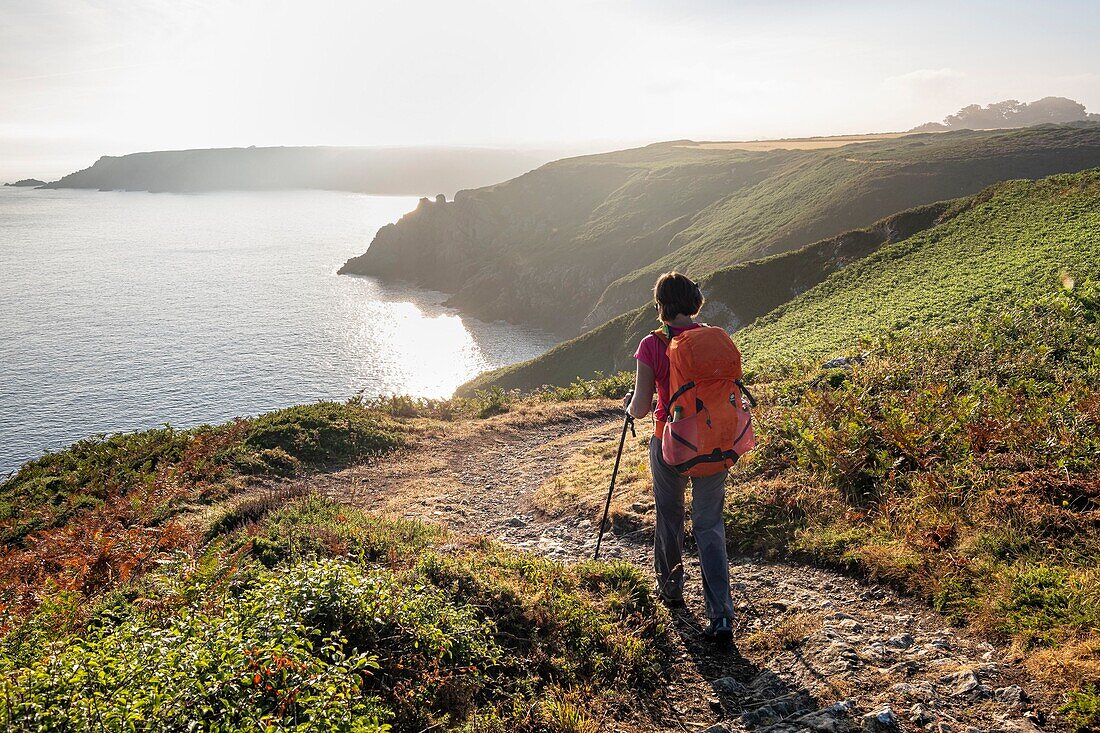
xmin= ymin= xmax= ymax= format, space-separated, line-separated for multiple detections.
xmin=1 ymin=497 xmax=670 ymax=731
xmin=1061 ymin=685 xmax=1100 ymax=732
xmin=726 ymin=285 xmax=1100 ymax=704
xmin=536 ymin=371 xmax=634 ymax=402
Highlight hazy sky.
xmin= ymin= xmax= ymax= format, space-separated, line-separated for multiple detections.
xmin=2 ymin=0 xmax=1098 ymax=179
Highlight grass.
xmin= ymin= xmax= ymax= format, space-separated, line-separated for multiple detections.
xmin=594 ymin=125 xmax=1100 ymax=323
xmin=737 ymin=170 xmax=1100 ymax=370
xmin=462 ymin=199 xmax=957 ymax=395
xmin=344 ymin=124 xmax=1100 ymax=337
xmin=679 ymin=132 xmax=921 ymax=151
xmin=1062 ymin=686 xmax=1100 ymax=732
xmin=468 ymin=168 xmax=1100 ymax=395
xmin=533 ymin=429 xmax=651 ymax=530
xmin=521 ymin=284 xmax=1100 ymax=728
xmin=0 ymin=400 xmax=403 ymax=624
xmin=742 ymin=612 xmax=822 ymax=653
xmin=725 ymin=285 xmax=1100 ymax=727
xmin=0 ymin=389 xmax=673 ymax=731
xmin=1 ymin=495 xmax=671 ymax=732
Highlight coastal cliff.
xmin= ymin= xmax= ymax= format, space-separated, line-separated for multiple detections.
xmin=340 ymin=145 xmax=786 ymax=333
xmin=342 ymin=124 xmax=1100 ymax=337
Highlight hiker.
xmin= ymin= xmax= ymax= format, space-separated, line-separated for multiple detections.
xmin=624 ymin=272 xmax=739 ymax=642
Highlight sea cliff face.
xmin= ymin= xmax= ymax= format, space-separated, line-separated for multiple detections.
xmin=338 ymin=167 xmax=642 ymax=332
xmin=339 ymin=145 xmax=788 ymax=334
xmin=459 ymin=199 xmax=962 ymax=394
xmin=341 ymin=125 xmax=1100 ymax=338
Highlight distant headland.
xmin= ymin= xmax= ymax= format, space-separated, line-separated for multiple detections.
xmin=4 ymin=178 xmax=45 ymax=187
xmin=40 ymin=146 xmax=554 ymax=197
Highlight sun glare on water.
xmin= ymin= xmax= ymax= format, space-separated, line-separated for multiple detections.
xmin=342 ymin=292 xmax=492 ymax=399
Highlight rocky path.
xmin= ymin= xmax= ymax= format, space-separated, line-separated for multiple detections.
xmin=301 ymin=402 xmax=1061 ymax=733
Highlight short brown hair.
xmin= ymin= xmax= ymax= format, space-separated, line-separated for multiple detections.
xmin=653 ymin=271 xmax=704 ymax=322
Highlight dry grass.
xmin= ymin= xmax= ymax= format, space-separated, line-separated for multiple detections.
xmin=743 ymin=612 xmax=823 ymax=653
xmin=1023 ymin=639 xmax=1100 ymax=691
xmin=534 ymin=428 xmax=652 ymax=526
xmin=678 ymin=132 xmax=923 ymax=152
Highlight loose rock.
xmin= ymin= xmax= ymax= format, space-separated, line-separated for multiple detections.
xmin=711 ymin=677 xmax=745 ymax=695
xmin=942 ymin=669 xmax=982 ymax=697
xmin=993 ymin=685 xmax=1026 ymax=704
xmin=887 ymin=633 xmax=915 ymax=649
xmin=861 ymin=704 xmax=899 ymax=731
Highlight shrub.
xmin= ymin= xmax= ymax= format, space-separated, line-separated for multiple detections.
xmin=243 ymin=401 xmax=402 ymax=464
xmin=2 ymin=497 xmax=672 ymax=731
xmin=536 ymin=372 xmax=634 ymax=402
xmin=3 ymin=560 xmax=393 ymax=731
xmin=0 ymin=402 xmax=404 ymax=624
xmin=724 ymin=287 xmax=1100 ymax=699
xmin=1061 ymin=685 xmax=1100 ymax=733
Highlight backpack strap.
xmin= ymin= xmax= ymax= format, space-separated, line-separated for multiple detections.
xmin=653 ymin=323 xmax=709 ymax=344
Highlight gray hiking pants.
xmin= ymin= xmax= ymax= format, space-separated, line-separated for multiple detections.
xmin=649 ymin=436 xmax=735 ymax=619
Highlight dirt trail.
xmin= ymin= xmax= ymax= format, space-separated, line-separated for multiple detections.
xmin=299 ymin=401 xmax=1059 ymax=733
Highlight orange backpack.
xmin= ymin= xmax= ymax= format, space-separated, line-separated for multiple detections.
xmin=654 ymin=325 xmax=756 ymax=476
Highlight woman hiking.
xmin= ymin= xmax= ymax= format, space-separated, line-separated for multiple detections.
xmin=624 ymin=271 xmax=738 ymax=642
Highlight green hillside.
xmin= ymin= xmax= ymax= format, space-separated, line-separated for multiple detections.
xmin=463 ymin=169 xmax=1100 ymax=393
xmin=737 ymin=169 xmax=1100 ymax=371
xmin=460 ymin=199 xmax=959 ymax=394
xmin=341 ymin=144 xmax=788 ymax=332
xmin=739 ymin=287 xmax=1100 ymax=730
xmin=590 ymin=125 xmax=1100 ymax=323
xmin=341 ymin=124 xmax=1100 ymax=336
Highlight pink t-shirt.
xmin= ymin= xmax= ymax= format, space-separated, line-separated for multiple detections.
xmin=634 ymin=323 xmax=702 ymax=423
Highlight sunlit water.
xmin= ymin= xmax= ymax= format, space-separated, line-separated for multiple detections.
xmin=0 ymin=187 xmax=557 ymax=475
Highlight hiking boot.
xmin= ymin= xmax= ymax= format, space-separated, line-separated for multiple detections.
xmin=658 ymin=591 xmax=685 ymax=609
xmin=703 ymin=617 xmax=733 ymax=643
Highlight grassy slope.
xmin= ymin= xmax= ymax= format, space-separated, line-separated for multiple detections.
xmin=536 ymin=290 xmax=1100 ymax=730
xmin=343 ymin=124 xmax=1100 ymax=336
xmin=3 ymin=495 xmax=667 ymax=731
xmin=464 ymin=168 xmax=1100 ymax=394
xmin=590 ymin=125 xmax=1100 ymax=322
xmin=737 ymin=289 xmax=1100 ymax=730
xmin=460 ymin=198 xmax=962 ymax=394
xmin=737 ymin=170 xmax=1100 ymax=371
xmin=341 ymin=144 xmax=788 ymax=332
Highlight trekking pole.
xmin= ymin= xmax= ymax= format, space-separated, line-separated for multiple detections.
xmin=594 ymin=411 xmax=635 ymax=561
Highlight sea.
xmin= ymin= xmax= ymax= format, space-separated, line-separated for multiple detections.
xmin=0 ymin=186 xmax=558 ymax=476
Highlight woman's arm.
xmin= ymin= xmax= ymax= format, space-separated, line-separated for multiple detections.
xmin=627 ymin=359 xmax=656 ymax=419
